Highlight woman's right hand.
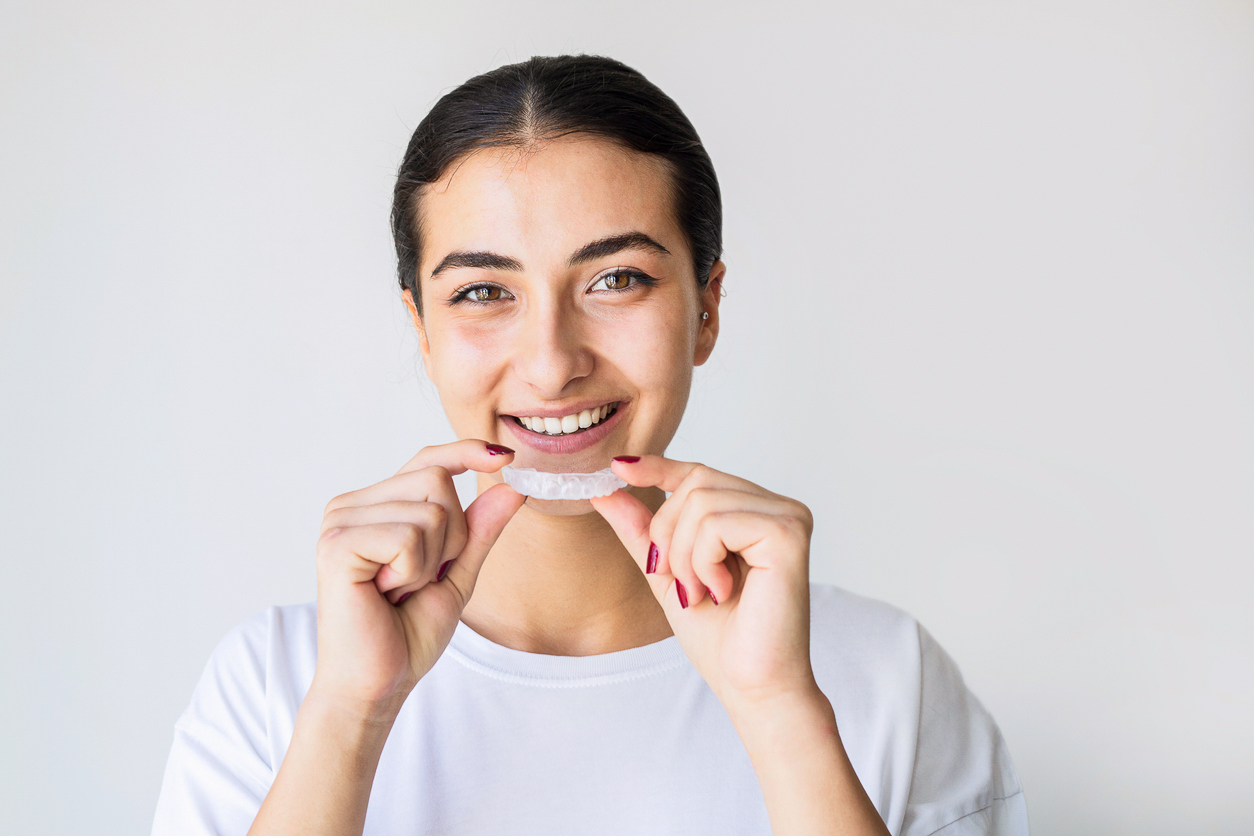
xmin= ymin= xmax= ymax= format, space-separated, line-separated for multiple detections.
xmin=310 ymin=439 xmax=525 ymax=718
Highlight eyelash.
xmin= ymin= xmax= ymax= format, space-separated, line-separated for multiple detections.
xmin=447 ymin=269 xmax=659 ymax=306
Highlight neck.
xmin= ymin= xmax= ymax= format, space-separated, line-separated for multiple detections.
xmin=459 ymin=473 xmax=672 ymax=656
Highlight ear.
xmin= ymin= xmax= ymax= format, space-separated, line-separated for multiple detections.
xmin=693 ymin=261 xmax=725 ymax=367
xmin=402 ymin=288 xmax=433 ymax=376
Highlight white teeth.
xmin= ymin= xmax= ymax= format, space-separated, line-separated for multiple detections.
xmin=520 ymin=402 xmax=617 ymax=435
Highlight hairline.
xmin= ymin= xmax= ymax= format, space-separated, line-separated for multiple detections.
xmin=405 ymin=132 xmax=694 ymax=314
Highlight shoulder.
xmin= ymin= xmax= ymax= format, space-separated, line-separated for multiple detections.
xmin=807 ymin=582 xmax=983 ymax=704
xmin=189 ymin=603 xmax=317 ymax=699
xmin=153 ymin=604 xmax=318 ymax=832
xmin=807 ymin=583 xmax=1027 ymax=835
xmin=806 ymin=582 xmax=926 ymax=780
xmin=176 ymin=602 xmax=318 ymax=749
xmin=808 ymin=582 xmax=925 ymax=699
xmin=808 ymin=581 xmax=919 ymax=641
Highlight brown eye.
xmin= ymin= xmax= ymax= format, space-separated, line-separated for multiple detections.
xmin=588 ymin=269 xmax=657 ymax=294
xmin=449 ymin=283 xmax=513 ymax=306
xmin=470 ymin=286 xmax=502 ymax=302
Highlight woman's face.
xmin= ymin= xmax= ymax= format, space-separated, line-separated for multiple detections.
xmin=406 ymin=136 xmax=722 ymax=508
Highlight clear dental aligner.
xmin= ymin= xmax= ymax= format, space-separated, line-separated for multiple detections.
xmin=501 ymin=466 xmax=627 ymax=500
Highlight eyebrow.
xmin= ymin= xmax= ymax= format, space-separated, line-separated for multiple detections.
xmin=427 ymin=231 xmax=670 ymax=280
xmin=567 ymin=232 xmax=671 ymax=266
xmin=428 ymin=250 xmax=523 ymax=279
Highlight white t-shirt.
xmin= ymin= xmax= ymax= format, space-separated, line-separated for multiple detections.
xmin=152 ymin=583 xmax=1028 ymax=835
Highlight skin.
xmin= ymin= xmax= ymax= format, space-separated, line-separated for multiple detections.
xmin=247 ymin=136 xmax=890 ymax=836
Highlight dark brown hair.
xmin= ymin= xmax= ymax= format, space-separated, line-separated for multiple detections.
xmin=391 ymin=54 xmax=722 ymax=314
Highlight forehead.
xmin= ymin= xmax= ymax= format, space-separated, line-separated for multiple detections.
xmin=418 ymin=136 xmax=684 ymax=276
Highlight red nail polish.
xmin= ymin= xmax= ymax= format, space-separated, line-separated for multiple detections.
xmin=708 ymin=588 xmax=718 ymax=605
xmin=676 ymin=580 xmax=689 ymax=609
xmin=396 ymin=591 xmax=413 ymax=606
xmin=613 ymin=455 xmax=641 ymax=463
xmin=647 ymin=542 xmax=659 ymax=574
xmin=486 ymin=443 xmax=514 ymax=455
xmin=437 ymin=560 xmax=453 ymax=581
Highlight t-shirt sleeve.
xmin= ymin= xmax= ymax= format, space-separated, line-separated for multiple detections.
xmin=899 ymin=624 xmax=1029 ymax=836
xmin=151 ymin=610 xmax=276 ymax=836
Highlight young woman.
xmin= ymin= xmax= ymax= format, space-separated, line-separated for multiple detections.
xmin=153 ymin=55 xmax=1028 ymax=836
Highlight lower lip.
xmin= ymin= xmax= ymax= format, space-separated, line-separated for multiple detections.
xmin=501 ymin=404 xmax=627 ymax=455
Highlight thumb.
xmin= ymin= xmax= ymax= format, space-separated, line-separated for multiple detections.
xmin=590 ymin=489 xmax=674 ymax=602
xmin=442 ymin=483 xmax=526 ymax=599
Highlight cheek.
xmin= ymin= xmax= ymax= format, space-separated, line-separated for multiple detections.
xmin=427 ymin=322 xmax=509 ymax=405
xmin=598 ymin=302 xmax=696 ymax=396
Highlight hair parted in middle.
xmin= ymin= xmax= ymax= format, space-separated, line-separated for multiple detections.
xmin=391 ymin=54 xmax=722 ymax=315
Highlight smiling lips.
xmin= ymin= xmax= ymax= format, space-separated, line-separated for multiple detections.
xmin=501 ymin=401 xmax=625 ymax=454
xmin=513 ymin=402 xmax=619 ymax=436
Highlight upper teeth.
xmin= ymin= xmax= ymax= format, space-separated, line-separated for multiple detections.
xmin=519 ymin=403 xmax=616 ymax=435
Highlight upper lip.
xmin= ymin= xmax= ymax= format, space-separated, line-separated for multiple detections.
xmin=500 ymin=399 xmax=624 ymax=419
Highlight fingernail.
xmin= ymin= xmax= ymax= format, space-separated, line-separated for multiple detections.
xmin=486 ymin=443 xmax=514 ymax=455
xmin=676 ymin=580 xmax=689 ymax=609
xmin=647 ymin=542 xmax=659 ymax=574
xmin=613 ymin=455 xmax=641 ymax=463
xmin=708 ymin=587 xmax=718 ymax=605
xmin=437 ymin=560 xmax=453 ymax=581
xmin=396 ymin=591 xmax=413 ymax=606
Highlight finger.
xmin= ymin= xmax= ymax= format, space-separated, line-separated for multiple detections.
xmin=692 ymin=510 xmax=811 ymax=575
xmin=589 ymin=489 xmax=680 ymax=606
xmin=324 ymin=468 xmax=469 ymax=575
xmin=668 ymin=489 xmax=798 ymax=605
xmin=321 ymin=468 xmax=468 ymax=586
xmin=406 ymin=468 xmax=468 ymax=566
xmin=611 ymin=457 xmax=771 ymax=578
xmin=328 ymin=442 xmax=512 ymax=513
xmin=371 ymin=503 xmax=447 ymax=600
xmin=316 ymin=522 xmax=426 ymax=590
xmin=438 ymin=483 xmax=527 ymax=604
xmin=322 ymin=499 xmax=444 ymax=539
xmin=689 ymin=514 xmax=741 ymax=606
xmin=610 ymin=454 xmax=769 ymax=497
xmin=395 ymin=438 xmax=515 ymax=477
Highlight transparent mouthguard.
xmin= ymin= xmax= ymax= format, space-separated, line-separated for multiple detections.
xmin=501 ymin=465 xmax=627 ymax=500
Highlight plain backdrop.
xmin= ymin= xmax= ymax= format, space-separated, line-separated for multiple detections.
xmin=2 ymin=1 xmax=1251 ymax=833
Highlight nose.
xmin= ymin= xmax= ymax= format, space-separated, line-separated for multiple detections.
xmin=511 ymin=294 xmax=595 ymax=398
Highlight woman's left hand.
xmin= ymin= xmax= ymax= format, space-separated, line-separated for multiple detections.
xmin=590 ymin=455 xmax=819 ymax=714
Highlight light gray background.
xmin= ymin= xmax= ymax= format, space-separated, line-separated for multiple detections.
xmin=2 ymin=1 xmax=1251 ymax=833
